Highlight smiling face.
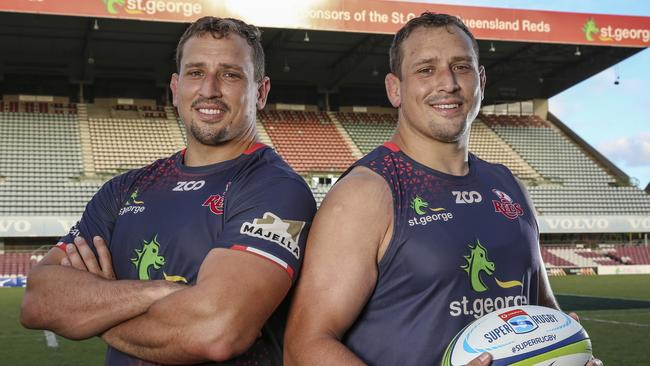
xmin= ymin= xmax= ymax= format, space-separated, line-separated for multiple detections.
xmin=171 ymin=33 xmax=269 ymax=148
xmin=386 ymin=25 xmax=485 ymax=145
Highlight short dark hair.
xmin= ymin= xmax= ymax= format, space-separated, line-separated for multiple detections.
xmin=389 ymin=12 xmax=479 ymax=78
xmin=175 ymin=16 xmax=265 ymax=82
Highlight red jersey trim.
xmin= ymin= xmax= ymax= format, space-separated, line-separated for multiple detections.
xmin=55 ymin=242 xmax=67 ymax=252
xmin=383 ymin=141 xmax=401 ymax=152
xmin=243 ymin=143 xmax=266 ymax=155
xmin=230 ymin=244 xmax=295 ymax=279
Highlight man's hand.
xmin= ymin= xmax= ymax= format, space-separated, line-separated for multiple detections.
xmin=61 ymin=236 xmax=116 ymax=280
xmin=568 ymin=313 xmax=603 ymax=366
xmin=467 ymin=352 xmax=492 ymax=366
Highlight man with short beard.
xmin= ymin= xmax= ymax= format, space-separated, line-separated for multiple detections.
xmin=21 ymin=16 xmax=315 ymax=366
xmin=285 ymin=12 xmax=600 ymax=366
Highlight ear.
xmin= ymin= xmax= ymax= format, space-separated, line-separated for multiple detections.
xmin=256 ymin=76 xmax=271 ymax=110
xmin=478 ymin=65 xmax=486 ymax=101
xmin=170 ymin=73 xmax=179 ymax=107
xmin=385 ymin=73 xmax=401 ymax=108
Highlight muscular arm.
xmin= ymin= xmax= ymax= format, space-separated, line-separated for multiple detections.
xmin=285 ymin=167 xmax=393 ymax=366
xmin=101 ymin=248 xmax=292 ymax=364
xmin=20 ymin=242 xmax=182 ymax=340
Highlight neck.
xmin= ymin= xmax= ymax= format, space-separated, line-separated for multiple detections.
xmin=391 ymin=128 xmax=470 ymax=176
xmin=183 ymin=132 xmax=260 ymax=167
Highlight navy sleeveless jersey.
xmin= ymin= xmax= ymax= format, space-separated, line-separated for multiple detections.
xmin=58 ymin=143 xmax=316 ymax=366
xmin=341 ymin=142 xmax=542 ymax=365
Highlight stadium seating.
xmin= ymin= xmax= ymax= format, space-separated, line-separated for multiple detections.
xmin=310 ymin=184 xmax=331 ymax=207
xmin=0 ymin=110 xmax=98 ymax=215
xmin=260 ymin=110 xmax=356 ymax=173
xmin=2 ymin=106 xmax=650 ymax=225
xmin=610 ymin=245 xmax=650 ymax=265
xmin=337 ymin=112 xmax=397 ymax=154
xmin=88 ymin=117 xmax=185 ymax=173
xmin=469 ymin=120 xmax=541 ymax=181
xmin=0 ymin=252 xmax=38 ymax=276
xmin=544 ymin=246 xmax=620 ymax=267
xmin=482 ymin=114 xmax=650 ymax=216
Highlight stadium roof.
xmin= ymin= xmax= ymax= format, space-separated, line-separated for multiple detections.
xmin=0 ymin=1 xmax=647 ymax=106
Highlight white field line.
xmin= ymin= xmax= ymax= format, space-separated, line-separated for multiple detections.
xmin=44 ymin=330 xmax=59 ymax=348
xmin=554 ymin=293 xmax=650 ymax=302
xmin=581 ymin=317 xmax=650 ymax=327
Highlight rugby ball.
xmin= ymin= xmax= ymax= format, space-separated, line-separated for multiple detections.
xmin=442 ymin=305 xmax=591 ymax=366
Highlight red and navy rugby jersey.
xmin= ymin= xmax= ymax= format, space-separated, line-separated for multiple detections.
xmin=341 ymin=142 xmax=543 ymax=365
xmin=58 ymin=143 xmax=316 ymax=366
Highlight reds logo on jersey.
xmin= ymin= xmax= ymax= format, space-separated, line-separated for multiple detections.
xmin=491 ymin=189 xmax=524 ymax=219
xmin=203 ymin=194 xmax=224 ymax=215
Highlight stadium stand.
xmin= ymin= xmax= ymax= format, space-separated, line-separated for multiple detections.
xmin=0 ymin=107 xmax=99 ymax=215
xmin=260 ymin=109 xmax=356 ymax=173
xmin=610 ymin=246 xmax=650 ymax=265
xmin=0 ymin=252 xmax=38 ymax=277
xmin=482 ymin=114 xmax=650 ymax=216
xmin=88 ymin=117 xmax=185 ymax=173
xmin=544 ymin=246 xmax=620 ymax=267
xmin=337 ymin=112 xmax=397 ymax=154
xmin=469 ymin=119 xmax=542 ymax=182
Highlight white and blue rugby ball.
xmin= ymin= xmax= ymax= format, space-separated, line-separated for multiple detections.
xmin=442 ymin=305 xmax=591 ymax=366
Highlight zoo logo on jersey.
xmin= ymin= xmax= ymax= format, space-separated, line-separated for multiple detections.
xmin=491 ymin=189 xmax=524 ymax=219
xmin=240 ymin=212 xmax=305 ymax=259
xmin=448 ymin=239 xmax=527 ymax=319
xmin=408 ymin=195 xmax=453 ymax=226
xmin=119 ymin=189 xmax=146 ymax=215
xmin=452 ymin=190 xmax=482 ymax=204
xmin=130 ymin=235 xmax=187 ymax=283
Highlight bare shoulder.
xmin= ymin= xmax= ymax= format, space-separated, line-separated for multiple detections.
xmin=310 ymin=166 xmax=393 ymax=259
xmin=321 ymin=166 xmax=392 ymax=212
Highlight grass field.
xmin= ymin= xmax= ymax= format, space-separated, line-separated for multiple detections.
xmin=1 ymin=274 xmax=649 ymax=365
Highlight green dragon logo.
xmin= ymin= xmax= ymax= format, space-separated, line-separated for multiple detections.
xmin=103 ymin=0 xmax=142 ymax=15
xmin=460 ymin=239 xmax=523 ymax=293
xmin=582 ymin=18 xmax=599 ymax=41
xmin=461 ymin=239 xmax=495 ymax=292
xmin=410 ymin=195 xmax=429 ymax=215
xmin=131 ymin=235 xmax=166 ymax=280
xmin=127 ymin=189 xmax=144 ymax=205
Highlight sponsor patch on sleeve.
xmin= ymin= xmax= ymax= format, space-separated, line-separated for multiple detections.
xmin=231 ymin=244 xmax=295 ymax=279
xmin=239 ymin=212 xmax=305 ymax=260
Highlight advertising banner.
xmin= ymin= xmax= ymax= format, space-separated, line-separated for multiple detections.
xmin=1 ymin=0 xmax=649 ymax=47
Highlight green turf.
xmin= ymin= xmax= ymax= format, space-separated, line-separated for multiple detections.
xmin=2 ymin=274 xmax=649 ymax=365
xmin=0 ymin=288 xmax=105 ymax=365
xmin=550 ymin=274 xmax=650 ymax=365
xmin=550 ymin=274 xmax=650 ymax=300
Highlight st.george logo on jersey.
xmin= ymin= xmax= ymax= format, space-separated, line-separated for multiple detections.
xmin=491 ymin=189 xmax=523 ymax=219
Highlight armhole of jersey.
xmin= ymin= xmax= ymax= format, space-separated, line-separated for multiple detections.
xmin=366 ymin=168 xmax=400 ymax=277
xmin=376 ymin=186 xmax=401 ymax=277
xmin=230 ymin=244 xmax=295 ymax=280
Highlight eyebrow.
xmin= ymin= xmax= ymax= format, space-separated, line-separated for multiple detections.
xmin=183 ymin=62 xmax=245 ymax=72
xmin=411 ymin=55 xmax=476 ymax=68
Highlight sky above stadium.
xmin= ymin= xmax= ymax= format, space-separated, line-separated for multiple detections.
xmin=407 ymin=0 xmax=650 ymax=188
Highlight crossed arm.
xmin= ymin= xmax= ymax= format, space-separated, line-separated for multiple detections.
xmin=20 ymin=236 xmax=182 ymax=340
xmin=21 ymin=235 xmax=292 ymax=364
